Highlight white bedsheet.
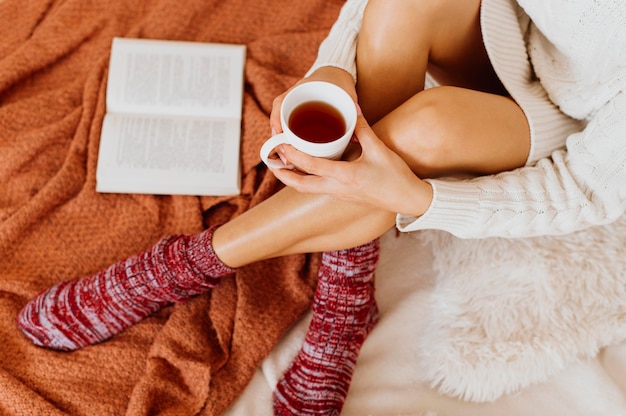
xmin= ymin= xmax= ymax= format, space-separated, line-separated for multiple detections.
xmin=225 ymin=230 xmax=626 ymax=416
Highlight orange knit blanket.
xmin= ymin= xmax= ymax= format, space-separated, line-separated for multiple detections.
xmin=0 ymin=0 xmax=341 ymax=414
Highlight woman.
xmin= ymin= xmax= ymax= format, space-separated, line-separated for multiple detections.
xmin=18 ymin=0 xmax=626 ymax=414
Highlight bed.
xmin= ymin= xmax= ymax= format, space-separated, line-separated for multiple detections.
xmin=2 ymin=0 xmax=626 ymax=414
xmin=227 ymin=227 xmax=626 ymax=415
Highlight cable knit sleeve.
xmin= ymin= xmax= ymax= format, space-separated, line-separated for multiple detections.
xmin=397 ymin=91 xmax=626 ymax=237
xmin=304 ymin=0 xmax=368 ymax=81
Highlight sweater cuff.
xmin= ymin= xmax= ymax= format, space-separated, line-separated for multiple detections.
xmin=396 ymin=180 xmax=483 ymax=235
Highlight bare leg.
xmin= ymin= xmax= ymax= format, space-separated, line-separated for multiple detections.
xmin=357 ymin=0 xmax=508 ymax=124
xmin=212 ymin=190 xmax=394 ymax=267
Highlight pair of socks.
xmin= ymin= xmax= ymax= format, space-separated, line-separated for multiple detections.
xmin=17 ymin=228 xmax=380 ymax=414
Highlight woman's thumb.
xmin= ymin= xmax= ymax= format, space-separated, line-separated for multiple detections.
xmin=352 ymin=107 xmax=379 ymax=149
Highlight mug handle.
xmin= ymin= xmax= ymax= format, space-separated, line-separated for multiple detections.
xmin=259 ymin=133 xmax=294 ymax=170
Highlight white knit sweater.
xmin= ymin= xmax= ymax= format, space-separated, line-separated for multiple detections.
xmin=307 ymin=0 xmax=626 ymax=238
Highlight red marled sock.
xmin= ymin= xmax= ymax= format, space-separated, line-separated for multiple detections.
xmin=273 ymin=238 xmax=380 ymax=416
xmin=17 ymin=225 xmax=234 ymax=351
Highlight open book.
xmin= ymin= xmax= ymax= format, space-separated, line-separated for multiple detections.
xmin=96 ymin=37 xmax=246 ymax=196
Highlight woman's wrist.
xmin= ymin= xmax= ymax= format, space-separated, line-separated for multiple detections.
xmin=402 ymin=177 xmax=433 ymax=218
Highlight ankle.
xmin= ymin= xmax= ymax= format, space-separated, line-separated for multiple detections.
xmin=321 ymin=239 xmax=380 ymax=284
xmin=184 ymin=226 xmax=236 ymax=278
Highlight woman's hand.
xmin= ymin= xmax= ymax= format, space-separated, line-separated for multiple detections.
xmin=270 ymin=110 xmax=434 ymax=217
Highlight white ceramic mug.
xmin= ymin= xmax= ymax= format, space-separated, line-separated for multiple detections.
xmin=260 ymin=81 xmax=357 ymax=169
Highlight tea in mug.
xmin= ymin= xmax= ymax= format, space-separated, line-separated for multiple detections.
xmin=288 ymin=101 xmax=346 ymax=143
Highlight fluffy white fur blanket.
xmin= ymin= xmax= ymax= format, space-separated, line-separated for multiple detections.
xmin=418 ymin=215 xmax=626 ymax=402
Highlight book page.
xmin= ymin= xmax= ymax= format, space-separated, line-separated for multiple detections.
xmin=106 ymin=38 xmax=245 ymax=118
xmin=97 ymin=113 xmax=241 ymax=195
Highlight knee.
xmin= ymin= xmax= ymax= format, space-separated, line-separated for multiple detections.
xmin=374 ymin=87 xmax=462 ymax=178
xmin=358 ymin=0 xmax=399 ymax=64
xmin=360 ymin=0 xmax=428 ymax=57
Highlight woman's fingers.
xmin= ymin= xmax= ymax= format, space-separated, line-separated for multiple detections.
xmin=271 ymin=146 xmax=345 ymax=193
xmin=269 ymin=114 xmax=382 ymax=199
xmin=269 ymin=93 xmax=287 ymax=134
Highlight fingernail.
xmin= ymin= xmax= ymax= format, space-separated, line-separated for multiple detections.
xmin=278 ymin=145 xmax=288 ymax=165
xmin=356 ymin=102 xmax=363 ymax=116
xmin=271 ymin=127 xmax=277 ymax=136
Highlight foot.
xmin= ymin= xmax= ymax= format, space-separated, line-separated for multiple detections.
xmin=273 ymin=238 xmax=380 ymax=415
xmin=17 ymin=226 xmax=234 ymax=351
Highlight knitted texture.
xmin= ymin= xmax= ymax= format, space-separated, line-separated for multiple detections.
xmin=273 ymin=238 xmax=380 ymax=415
xmin=17 ymin=226 xmax=234 ymax=351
